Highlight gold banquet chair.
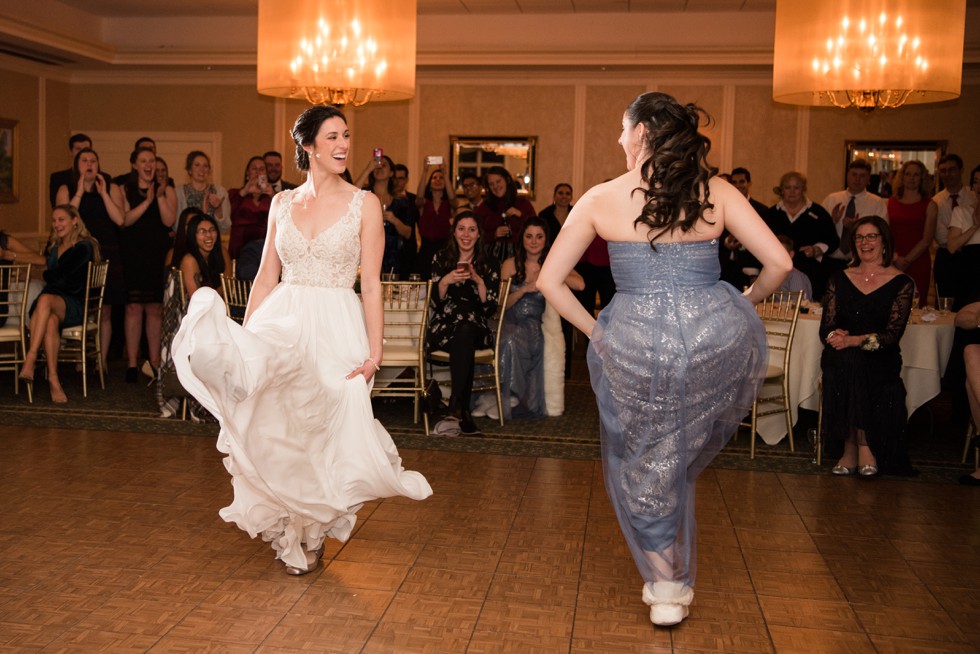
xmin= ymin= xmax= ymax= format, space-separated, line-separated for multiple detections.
xmin=220 ymin=274 xmax=251 ymax=324
xmin=59 ymin=260 xmax=109 ymax=398
xmin=371 ymin=280 xmax=432 ymax=431
xmin=740 ymin=289 xmax=803 ymax=459
xmin=0 ymin=263 xmax=33 ymax=402
xmin=428 ymin=278 xmax=512 ymax=427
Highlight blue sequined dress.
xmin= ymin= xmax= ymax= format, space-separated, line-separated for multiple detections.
xmin=498 ymin=279 xmax=546 ymax=419
xmin=588 ymin=240 xmax=767 ymax=587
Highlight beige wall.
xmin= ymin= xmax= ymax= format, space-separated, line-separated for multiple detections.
xmin=0 ymin=68 xmax=42 ymax=234
xmin=69 ymin=83 xmax=280 ymax=191
xmin=3 ymin=63 xmax=979 ymax=236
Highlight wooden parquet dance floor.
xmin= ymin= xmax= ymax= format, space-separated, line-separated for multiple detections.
xmin=1 ymin=426 xmax=978 ymax=653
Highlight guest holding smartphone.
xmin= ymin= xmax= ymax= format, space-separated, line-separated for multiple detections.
xmin=228 ymin=156 xmax=273 ymax=260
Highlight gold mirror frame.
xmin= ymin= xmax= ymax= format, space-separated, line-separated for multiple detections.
xmin=449 ymin=136 xmax=537 ymax=200
xmin=0 ymin=118 xmax=18 ymax=203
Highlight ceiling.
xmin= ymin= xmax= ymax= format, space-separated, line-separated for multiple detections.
xmin=55 ymin=0 xmax=778 ymax=18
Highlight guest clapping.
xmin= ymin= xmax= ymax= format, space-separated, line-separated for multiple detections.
xmin=18 ymin=205 xmax=101 ymax=403
xmin=764 ymin=171 xmax=838 ymax=300
xmin=120 ymin=147 xmax=177 ymax=383
xmin=56 ymin=148 xmax=125 ymax=367
xmin=821 ymin=217 xmax=915 ymax=477
xmin=176 ymin=151 xmax=231 ymax=234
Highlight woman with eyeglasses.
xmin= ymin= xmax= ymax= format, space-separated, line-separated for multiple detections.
xmin=820 ymin=216 xmax=916 ymax=477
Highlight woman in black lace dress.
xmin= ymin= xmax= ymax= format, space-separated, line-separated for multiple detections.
xmin=820 ymin=216 xmax=915 ymax=476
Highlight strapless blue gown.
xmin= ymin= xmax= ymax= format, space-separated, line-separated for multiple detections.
xmin=498 ymin=280 xmax=546 ymax=419
xmin=588 ymin=240 xmax=766 ymax=587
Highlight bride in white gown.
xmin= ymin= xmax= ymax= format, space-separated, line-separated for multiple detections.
xmin=172 ymin=105 xmax=432 ymax=575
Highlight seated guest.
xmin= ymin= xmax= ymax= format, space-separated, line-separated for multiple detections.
xmin=228 ymin=156 xmax=272 ymax=260
xmin=179 ymin=214 xmax=226 ymax=298
xmin=764 ymin=171 xmax=838 ymax=300
xmin=428 ymin=211 xmax=500 ymax=436
xmin=482 ymin=217 xmax=584 ymax=420
xmin=719 ymin=168 xmax=768 ymax=289
xmin=18 ymin=205 xmax=101 ymax=403
xmin=888 ymin=160 xmax=937 ymax=307
xmin=775 ymin=235 xmax=813 ymax=301
xmin=822 ymin=159 xmax=889 ymax=273
xmin=820 ymin=216 xmax=915 ymax=477
xmin=477 ymin=166 xmax=536 ymax=263
xmin=947 ymin=169 xmax=980 ymax=309
xmin=955 ymin=301 xmax=980 ymax=485
xmin=176 ymin=151 xmax=231 ymax=234
xmin=414 ymin=161 xmax=454 ymax=280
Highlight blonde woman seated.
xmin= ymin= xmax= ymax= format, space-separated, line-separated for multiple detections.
xmin=476 ymin=217 xmax=583 ymax=420
xmin=18 ymin=205 xmax=101 ymax=403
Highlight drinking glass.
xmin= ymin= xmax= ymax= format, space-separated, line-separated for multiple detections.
xmin=938 ymin=297 xmax=953 ymax=315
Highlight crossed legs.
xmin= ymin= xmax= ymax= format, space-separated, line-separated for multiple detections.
xmin=19 ymin=293 xmax=68 ymax=403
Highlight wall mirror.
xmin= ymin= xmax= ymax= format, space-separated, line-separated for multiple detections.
xmin=845 ymin=140 xmax=947 ymax=198
xmin=449 ymin=136 xmax=537 ymax=200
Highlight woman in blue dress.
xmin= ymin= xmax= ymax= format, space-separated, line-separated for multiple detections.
xmin=19 ymin=204 xmax=101 ymax=403
xmin=488 ymin=217 xmax=583 ymax=420
xmin=539 ymin=92 xmax=791 ymax=627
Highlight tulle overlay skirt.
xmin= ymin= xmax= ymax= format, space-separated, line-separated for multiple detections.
xmin=172 ymin=285 xmax=432 ymax=569
xmin=588 ymin=278 xmax=766 ymax=587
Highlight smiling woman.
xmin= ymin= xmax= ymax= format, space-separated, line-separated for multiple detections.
xmin=172 ymin=104 xmax=432 ymax=577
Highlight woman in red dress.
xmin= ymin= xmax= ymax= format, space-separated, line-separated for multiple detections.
xmin=887 ymin=160 xmax=937 ymax=306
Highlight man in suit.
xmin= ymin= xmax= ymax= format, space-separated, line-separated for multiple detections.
xmin=48 ymin=133 xmax=110 ymax=207
xmin=719 ymin=166 xmax=769 ymax=287
xmin=263 ymin=151 xmax=296 ymax=193
xmin=821 ymin=158 xmax=889 ymax=272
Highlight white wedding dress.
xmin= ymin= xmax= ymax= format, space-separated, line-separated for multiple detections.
xmin=172 ymin=188 xmax=432 ymax=569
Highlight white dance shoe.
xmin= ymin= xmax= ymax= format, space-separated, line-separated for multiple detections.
xmin=642 ymin=581 xmax=694 ymax=626
xmin=470 ymin=393 xmax=496 ymax=418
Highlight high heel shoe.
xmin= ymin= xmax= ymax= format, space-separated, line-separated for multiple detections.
xmin=858 ymin=464 xmax=878 ymax=477
xmin=284 ymin=545 xmax=324 ymax=576
xmin=832 ymin=465 xmax=856 ymax=476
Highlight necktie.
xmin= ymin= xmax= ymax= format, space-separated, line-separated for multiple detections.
xmin=840 ymin=196 xmax=857 ymax=255
xmin=951 ymin=193 xmax=958 ymax=208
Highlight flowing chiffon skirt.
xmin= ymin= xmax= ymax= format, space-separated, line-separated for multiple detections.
xmin=588 ymin=241 xmax=766 ymax=587
xmin=172 ymin=285 xmax=432 ymax=569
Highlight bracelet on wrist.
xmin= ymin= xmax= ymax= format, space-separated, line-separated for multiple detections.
xmin=366 ymin=357 xmax=379 ymax=371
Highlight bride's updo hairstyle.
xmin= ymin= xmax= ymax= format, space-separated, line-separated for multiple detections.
xmin=292 ymin=105 xmax=347 ymax=172
xmin=626 ymin=92 xmax=718 ymax=245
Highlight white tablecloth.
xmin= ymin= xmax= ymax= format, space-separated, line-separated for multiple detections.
xmin=756 ymin=310 xmax=957 ymax=445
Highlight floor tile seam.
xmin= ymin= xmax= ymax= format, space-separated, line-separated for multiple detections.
xmin=564 ymin=458 xmax=597 ymax=654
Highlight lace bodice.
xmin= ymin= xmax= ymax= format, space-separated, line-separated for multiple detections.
xmin=275 ymin=188 xmax=364 ymax=288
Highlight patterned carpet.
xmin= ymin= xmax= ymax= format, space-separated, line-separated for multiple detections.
xmin=0 ymin=355 xmax=972 ymax=484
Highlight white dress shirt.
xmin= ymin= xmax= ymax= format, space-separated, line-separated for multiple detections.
xmin=821 ymin=189 xmax=889 ymax=260
xmin=949 ymin=205 xmax=980 ymax=249
xmin=933 ymin=187 xmax=977 ymax=247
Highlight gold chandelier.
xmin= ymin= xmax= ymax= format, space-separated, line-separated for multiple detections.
xmin=772 ymin=0 xmax=964 ymax=112
xmin=257 ymin=0 xmax=416 ymax=107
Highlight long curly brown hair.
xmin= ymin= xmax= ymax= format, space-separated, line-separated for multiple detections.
xmin=626 ymin=92 xmax=717 ymax=245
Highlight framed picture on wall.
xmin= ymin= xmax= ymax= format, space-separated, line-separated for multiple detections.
xmin=845 ymin=140 xmax=947 ymax=198
xmin=0 ymin=118 xmax=17 ymax=203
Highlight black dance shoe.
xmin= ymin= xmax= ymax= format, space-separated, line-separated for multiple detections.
xmin=125 ymin=367 xmax=138 ymax=384
xmin=459 ymin=414 xmax=481 ymax=436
